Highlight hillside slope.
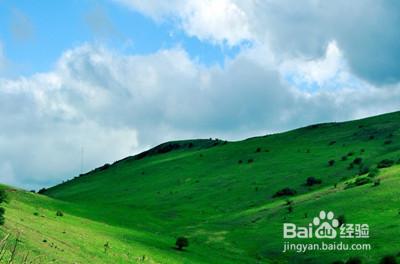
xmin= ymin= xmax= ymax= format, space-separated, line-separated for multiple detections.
xmin=3 ymin=111 xmax=400 ymax=263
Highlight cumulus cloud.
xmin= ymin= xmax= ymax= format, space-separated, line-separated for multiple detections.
xmin=116 ymin=0 xmax=400 ymax=85
xmin=115 ymin=0 xmax=251 ymax=46
xmin=1 ymin=43 xmax=400 ymax=189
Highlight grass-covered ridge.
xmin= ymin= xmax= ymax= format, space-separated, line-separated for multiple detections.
xmin=2 ymin=111 xmax=400 ymax=263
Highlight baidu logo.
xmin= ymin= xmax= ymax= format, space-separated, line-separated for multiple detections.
xmin=313 ymin=210 xmax=339 ymax=239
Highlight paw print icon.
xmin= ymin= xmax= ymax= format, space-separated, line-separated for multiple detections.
xmin=313 ymin=211 xmax=339 ymax=239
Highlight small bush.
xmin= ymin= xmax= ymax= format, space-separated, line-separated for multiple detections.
xmin=337 ymin=215 xmax=346 ymax=226
xmin=355 ymin=177 xmax=372 ymax=186
xmin=255 ymin=147 xmax=261 ymax=153
xmin=360 ymin=149 xmax=365 ymax=153
xmin=175 ymin=237 xmax=189 ymax=251
xmin=0 ymin=189 xmax=6 ymax=225
xmin=247 ymin=159 xmax=254 ymax=163
xmin=38 ymin=188 xmax=47 ymax=194
xmin=346 ymin=177 xmax=371 ymax=189
xmin=0 ymin=207 xmax=4 ymax=225
xmin=384 ymin=140 xmax=393 ymax=145
xmin=306 ymin=177 xmax=322 ymax=186
xmin=33 ymin=212 xmax=39 ymax=216
xmin=328 ymin=160 xmax=335 ymax=166
xmin=368 ymin=167 xmax=380 ymax=178
xmin=347 ymin=151 xmax=355 ymax=156
xmin=369 ymin=135 xmax=375 ymax=140
xmin=352 ymin=157 xmax=363 ymax=165
xmin=379 ymin=255 xmax=397 ymax=264
xmin=273 ymin=187 xmax=297 ymax=198
xmin=345 ymin=257 xmax=362 ymax=264
xmin=238 ymin=160 xmax=243 ymax=164
xmin=377 ymin=159 xmax=395 ymax=168
xmin=329 ymin=141 xmax=337 ymax=145
xmin=358 ymin=166 xmax=370 ymax=176
xmin=341 ymin=156 xmax=348 ymax=161
xmin=56 ymin=211 xmax=64 ymax=217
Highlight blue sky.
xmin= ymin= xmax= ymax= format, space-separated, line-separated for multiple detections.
xmin=0 ymin=0 xmax=400 ymax=189
xmin=0 ymin=0 xmax=240 ymax=76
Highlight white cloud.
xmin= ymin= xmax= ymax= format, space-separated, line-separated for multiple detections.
xmin=180 ymin=0 xmax=251 ymax=46
xmin=1 ymin=43 xmax=400 ymax=189
xmin=281 ymin=41 xmax=343 ymax=86
xmin=116 ymin=0 xmax=400 ymax=84
xmin=115 ymin=0 xmax=251 ymax=46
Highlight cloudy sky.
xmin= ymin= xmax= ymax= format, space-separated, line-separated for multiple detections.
xmin=0 ymin=0 xmax=400 ymax=189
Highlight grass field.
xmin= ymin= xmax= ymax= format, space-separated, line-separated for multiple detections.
xmin=1 ymin=111 xmax=400 ymax=263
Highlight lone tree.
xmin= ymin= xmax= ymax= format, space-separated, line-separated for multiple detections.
xmin=0 ymin=189 xmax=7 ymax=225
xmin=175 ymin=237 xmax=189 ymax=251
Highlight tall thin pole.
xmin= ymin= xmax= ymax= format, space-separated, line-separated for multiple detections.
xmin=80 ymin=146 xmax=84 ymax=175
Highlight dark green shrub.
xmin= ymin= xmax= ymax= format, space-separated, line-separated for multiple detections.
xmin=0 ymin=207 xmax=4 ymax=225
xmin=247 ymin=159 xmax=254 ymax=163
xmin=378 ymin=159 xmax=395 ymax=168
xmin=369 ymin=135 xmax=375 ymax=140
xmin=33 ymin=212 xmax=39 ymax=216
xmin=0 ymin=189 xmax=6 ymax=203
xmin=345 ymin=257 xmax=362 ymax=264
xmin=358 ymin=166 xmax=370 ymax=175
xmin=287 ymin=205 xmax=293 ymax=213
xmin=273 ymin=187 xmax=297 ymax=198
xmin=353 ymin=157 xmax=363 ymax=165
xmin=384 ymin=140 xmax=393 ymax=145
xmin=255 ymin=147 xmax=261 ymax=153
xmin=379 ymin=255 xmax=397 ymax=264
xmin=238 ymin=160 xmax=243 ymax=164
xmin=175 ymin=237 xmax=189 ymax=250
xmin=328 ymin=160 xmax=335 ymax=166
xmin=38 ymin=188 xmax=47 ymax=194
xmin=354 ymin=177 xmax=372 ymax=186
xmin=341 ymin=156 xmax=348 ymax=161
xmin=346 ymin=177 xmax=371 ymax=189
xmin=0 ymin=189 xmax=6 ymax=225
xmin=368 ymin=167 xmax=380 ymax=177
xmin=347 ymin=151 xmax=355 ymax=156
xmin=306 ymin=177 xmax=322 ymax=186
xmin=56 ymin=211 xmax=64 ymax=217
xmin=338 ymin=215 xmax=346 ymax=226
xmin=329 ymin=141 xmax=337 ymax=145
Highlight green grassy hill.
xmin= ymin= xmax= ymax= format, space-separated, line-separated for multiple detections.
xmin=2 ymin=111 xmax=400 ymax=263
